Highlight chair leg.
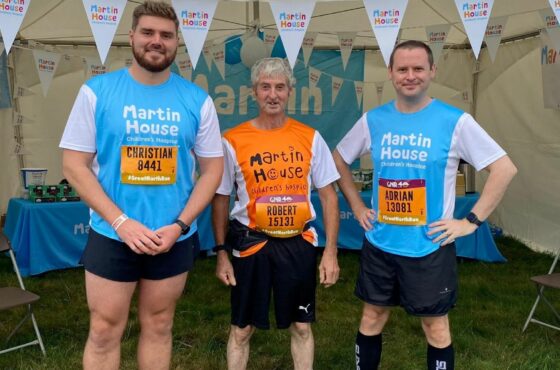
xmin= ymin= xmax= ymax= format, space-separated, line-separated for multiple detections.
xmin=1 ymin=305 xmax=46 ymax=356
xmin=30 ymin=308 xmax=46 ymax=355
xmin=522 ymin=287 xmax=543 ymax=332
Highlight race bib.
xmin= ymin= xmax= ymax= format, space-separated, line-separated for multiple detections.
xmin=120 ymin=145 xmax=177 ymax=185
xmin=255 ymin=194 xmax=311 ymax=238
xmin=377 ymin=178 xmax=426 ymax=226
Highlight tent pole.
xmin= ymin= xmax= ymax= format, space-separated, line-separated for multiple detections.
xmin=471 ymin=59 xmax=480 ymax=119
xmin=7 ymin=49 xmax=25 ymax=170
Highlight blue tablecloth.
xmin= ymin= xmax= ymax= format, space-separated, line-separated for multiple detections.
xmin=4 ymin=191 xmax=505 ymax=276
xmin=311 ymin=191 xmax=506 ymax=263
xmin=4 ymin=198 xmax=91 ymax=276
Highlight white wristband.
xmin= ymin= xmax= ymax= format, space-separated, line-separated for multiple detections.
xmin=111 ymin=214 xmax=128 ymax=231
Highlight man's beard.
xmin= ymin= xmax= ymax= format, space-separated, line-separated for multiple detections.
xmin=132 ymin=43 xmax=176 ymax=73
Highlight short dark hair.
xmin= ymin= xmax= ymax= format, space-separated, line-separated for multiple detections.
xmin=389 ymin=40 xmax=434 ymax=69
xmin=132 ymin=1 xmax=179 ymax=32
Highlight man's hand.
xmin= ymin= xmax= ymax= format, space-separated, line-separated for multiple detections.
xmin=318 ymin=248 xmax=340 ymax=287
xmin=428 ymin=218 xmax=478 ymax=246
xmin=153 ymin=223 xmax=183 ymax=254
xmin=116 ymin=218 xmax=163 ymax=255
xmin=216 ymin=250 xmax=236 ymax=286
xmin=354 ymin=205 xmax=376 ymax=231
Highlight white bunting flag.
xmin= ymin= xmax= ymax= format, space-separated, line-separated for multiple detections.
xmin=374 ymin=81 xmax=385 ymax=105
xmin=269 ymin=0 xmax=316 ymax=69
xmin=363 ymin=0 xmax=408 ymax=67
xmin=454 ymin=0 xmax=494 ymax=59
xmin=540 ymin=9 xmax=560 ymax=52
xmin=331 ymin=76 xmax=344 ymax=105
xmin=175 ymin=52 xmax=193 ymax=81
xmin=541 ymin=30 xmax=560 ymax=110
xmin=12 ymin=112 xmax=34 ymax=125
xmin=484 ymin=16 xmax=507 ymax=63
xmin=308 ymin=66 xmax=321 ymax=88
xmin=32 ymin=49 xmax=61 ymax=97
xmin=338 ymin=32 xmax=357 ymax=71
xmin=301 ymin=32 xmax=317 ymax=67
xmin=549 ymin=0 xmax=560 ymax=19
xmin=425 ymin=24 xmax=451 ymax=65
xmin=173 ymin=0 xmax=219 ymax=70
xmin=213 ymin=43 xmax=226 ymax=79
xmin=263 ymin=29 xmax=279 ymax=56
xmin=82 ymin=0 xmax=127 ymax=64
xmin=0 ymin=0 xmax=31 ymax=55
xmin=354 ymin=81 xmax=364 ymax=108
xmin=14 ymin=85 xmax=34 ymax=97
xmin=84 ymin=56 xmax=107 ymax=79
xmin=202 ymin=40 xmax=214 ymax=70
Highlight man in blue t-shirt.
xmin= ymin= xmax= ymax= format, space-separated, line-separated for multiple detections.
xmin=59 ymin=2 xmax=223 ymax=369
xmin=333 ymin=40 xmax=517 ymax=370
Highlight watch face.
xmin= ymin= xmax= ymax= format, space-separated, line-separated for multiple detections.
xmin=467 ymin=212 xmax=481 ymax=225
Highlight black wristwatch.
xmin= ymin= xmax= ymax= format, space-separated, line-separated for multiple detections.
xmin=174 ymin=219 xmax=190 ymax=235
xmin=466 ymin=212 xmax=483 ymax=226
xmin=212 ymin=244 xmax=227 ymax=253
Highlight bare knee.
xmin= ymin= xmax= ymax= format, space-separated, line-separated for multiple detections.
xmin=290 ymin=322 xmax=312 ymax=341
xmin=230 ymin=325 xmax=254 ymax=347
xmin=139 ymin=309 xmax=175 ymax=338
xmin=88 ymin=315 xmax=125 ymax=350
xmin=421 ymin=316 xmax=451 ymax=347
xmin=360 ymin=305 xmax=390 ymax=335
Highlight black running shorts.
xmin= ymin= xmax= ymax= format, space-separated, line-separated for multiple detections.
xmin=355 ymin=238 xmax=458 ymax=316
xmin=81 ymin=228 xmax=195 ymax=282
xmin=230 ymin=235 xmax=317 ymax=329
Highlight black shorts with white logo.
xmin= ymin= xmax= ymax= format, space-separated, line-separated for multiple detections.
xmin=355 ymin=238 xmax=458 ymax=316
xmin=81 ymin=228 xmax=195 ymax=282
xmin=230 ymin=235 xmax=317 ymax=329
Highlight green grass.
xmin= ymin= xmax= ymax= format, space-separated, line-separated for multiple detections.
xmin=0 ymin=237 xmax=559 ymax=369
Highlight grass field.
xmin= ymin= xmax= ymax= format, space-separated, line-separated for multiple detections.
xmin=0 ymin=236 xmax=559 ymax=369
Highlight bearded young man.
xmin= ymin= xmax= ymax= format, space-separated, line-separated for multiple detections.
xmin=59 ymin=2 xmax=223 ymax=369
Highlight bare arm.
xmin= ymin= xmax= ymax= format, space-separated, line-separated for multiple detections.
xmin=317 ymin=183 xmax=340 ymax=287
xmin=155 ymin=155 xmax=224 ymax=251
xmin=429 ymin=155 xmax=517 ymax=245
xmin=333 ymin=149 xmax=375 ymax=230
xmin=212 ymin=193 xmax=236 ymax=286
xmin=62 ymin=149 xmax=162 ymax=254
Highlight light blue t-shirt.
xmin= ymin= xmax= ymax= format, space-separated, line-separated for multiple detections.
xmin=61 ymin=69 xmax=222 ymax=241
xmin=337 ymin=99 xmax=506 ymax=257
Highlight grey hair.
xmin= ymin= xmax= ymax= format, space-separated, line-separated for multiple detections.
xmin=251 ymin=58 xmax=296 ymax=88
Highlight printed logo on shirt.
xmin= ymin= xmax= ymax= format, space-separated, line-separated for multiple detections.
xmin=123 ymin=105 xmax=181 ymax=137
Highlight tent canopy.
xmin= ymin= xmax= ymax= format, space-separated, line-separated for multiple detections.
xmin=1 ymin=0 xmax=560 ymax=255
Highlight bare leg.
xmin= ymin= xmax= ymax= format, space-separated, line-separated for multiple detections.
xmin=227 ymin=325 xmax=255 ymax=370
xmin=83 ymin=271 xmax=136 ymax=370
xmin=421 ymin=315 xmax=451 ymax=348
xmin=360 ymin=303 xmax=390 ymax=335
xmin=290 ymin=322 xmax=314 ymax=370
xmin=137 ymin=272 xmax=188 ymax=370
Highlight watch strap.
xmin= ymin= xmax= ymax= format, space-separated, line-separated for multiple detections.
xmin=466 ymin=212 xmax=482 ymax=226
xmin=174 ymin=219 xmax=190 ymax=235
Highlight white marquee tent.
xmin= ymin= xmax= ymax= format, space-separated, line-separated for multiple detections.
xmin=1 ymin=0 xmax=559 ymax=254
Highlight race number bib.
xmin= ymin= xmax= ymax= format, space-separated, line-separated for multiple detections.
xmin=377 ymin=178 xmax=426 ymax=226
xmin=255 ymin=194 xmax=311 ymax=238
xmin=120 ymin=145 xmax=177 ymax=185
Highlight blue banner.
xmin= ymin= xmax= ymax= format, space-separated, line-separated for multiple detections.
xmin=185 ymin=49 xmax=364 ymax=149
